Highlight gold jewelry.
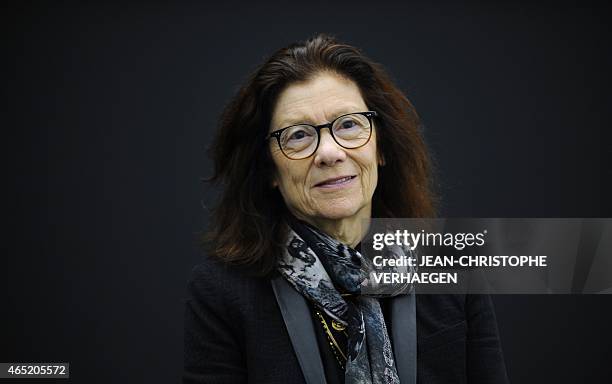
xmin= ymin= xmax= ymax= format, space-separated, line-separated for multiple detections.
xmin=314 ymin=310 xmax=347 ymax=368
xmin=331 ymin=320 xmax=346 ymax=331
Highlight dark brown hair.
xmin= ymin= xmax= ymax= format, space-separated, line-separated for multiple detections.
xmin=205 ymin=33 xmax=437 ymax=275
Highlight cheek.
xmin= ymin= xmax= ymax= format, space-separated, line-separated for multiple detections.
xmin=358 ymin=149 xmax=380 ymax=193
xmin=275 ymin=161 xmax=310 ymax=200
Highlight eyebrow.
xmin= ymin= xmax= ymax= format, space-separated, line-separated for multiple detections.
xmin=275 ymin=106 xmax=364 ymax=129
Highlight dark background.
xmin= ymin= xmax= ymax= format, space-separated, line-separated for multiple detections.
xmin=3 ymin=1 xmax=611 ymax=383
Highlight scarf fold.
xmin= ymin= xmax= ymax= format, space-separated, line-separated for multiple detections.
xmin=277 ymin=219 xmax=413 ymax=384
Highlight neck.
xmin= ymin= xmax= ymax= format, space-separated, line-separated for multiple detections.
xmin=293 ymin=205 xmax=372 ymax=248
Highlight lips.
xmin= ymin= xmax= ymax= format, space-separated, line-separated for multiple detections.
xmin=314 ymin=175 xmax=356 ymax=187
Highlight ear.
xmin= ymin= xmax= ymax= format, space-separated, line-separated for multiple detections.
xmin=271 ymin=175 xmax=278 ymax=188
xmin=377 ymin=151 xmax=386 ymax=166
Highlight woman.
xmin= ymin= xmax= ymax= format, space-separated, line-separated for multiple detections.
xmin=184 ymin=34 xmax=509 ymax=384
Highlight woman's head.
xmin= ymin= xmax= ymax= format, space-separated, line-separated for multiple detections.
xmin=207 ymin=34 xmax=436 ymax=274
xmin=269 ymin=71 xmax=380 ymax=226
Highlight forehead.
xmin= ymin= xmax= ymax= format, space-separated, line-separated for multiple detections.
xmin=270 ymin=71 xmax=368 ymax=130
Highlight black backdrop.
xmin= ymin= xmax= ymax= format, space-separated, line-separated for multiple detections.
xmin=3 ymin=1 xmax=611 ymax=383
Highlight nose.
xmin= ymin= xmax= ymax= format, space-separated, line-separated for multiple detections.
xmin=313 ymin=129 xmax=346 ymax=167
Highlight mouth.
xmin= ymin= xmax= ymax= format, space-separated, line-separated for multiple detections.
xmin=313 ymin=175 xmax=357 ymax=189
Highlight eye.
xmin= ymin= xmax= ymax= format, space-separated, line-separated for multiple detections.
xmin=339 ymin=119 xmax=358 ymax=129
xmin=281 ymin=125 xmax=316 ymax=149
xmin=336 ymin=116 xmax=366 ymax=131
xmin=289 ymin=129 xmax=309 ymax=140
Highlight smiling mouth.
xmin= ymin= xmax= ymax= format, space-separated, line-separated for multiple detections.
xmin=314 ymin=175 xmax=357 ymax=188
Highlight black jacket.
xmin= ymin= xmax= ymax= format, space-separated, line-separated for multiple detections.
xmin=184 ymin=255 xmax=509 ymax=383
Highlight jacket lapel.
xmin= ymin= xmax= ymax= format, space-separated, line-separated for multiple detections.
xmin=272 ymin=275 xmax=417 ymax=384
xmin=389 ymin=292 xmax=417 ymax=384
xmin=271 ymin=276 xmax=328 ymax=384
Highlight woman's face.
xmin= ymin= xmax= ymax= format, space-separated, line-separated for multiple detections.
xmin=269 ymin=71 xmax=381 ymax=223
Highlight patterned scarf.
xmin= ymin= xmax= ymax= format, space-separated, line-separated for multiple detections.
xmin=277 ymin=218 xmax=412 ymax=384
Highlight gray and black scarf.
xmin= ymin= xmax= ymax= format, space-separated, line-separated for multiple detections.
xmin=277 ymin=219 xmax=412 ymax=384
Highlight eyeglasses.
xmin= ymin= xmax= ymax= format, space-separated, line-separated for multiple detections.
xmin=268 ymin=111 xmax=377 ymax=160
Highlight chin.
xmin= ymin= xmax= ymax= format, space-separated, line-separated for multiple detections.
xmin=316 ymin=200 xmax=363 ymax=220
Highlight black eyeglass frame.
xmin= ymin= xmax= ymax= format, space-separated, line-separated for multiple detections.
xmin=267 ymin=111 xmax=378 ymax=160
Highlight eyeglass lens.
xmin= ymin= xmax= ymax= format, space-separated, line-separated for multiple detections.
xmin=279 ymin=113 xmax=372 ymax=159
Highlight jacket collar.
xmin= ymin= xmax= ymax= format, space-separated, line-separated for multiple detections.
xmin=271 ymin=275 xmax=327 ymax=384
xmin=271 ymin=275 xmax=417 ymax=384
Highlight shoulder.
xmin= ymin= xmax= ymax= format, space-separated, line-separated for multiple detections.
xmin=186 ymin=253 xmax=277 ymax=307
xmin=416 ymin=294 xmax=466 ymax=320
xmin=188 ymin=254 xmax=248 ymax=289
xmin=416 ymin=294 xmax=497 ymax=324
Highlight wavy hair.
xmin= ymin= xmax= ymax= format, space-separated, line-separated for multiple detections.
xmin=205 ymin=33 xmax=437 ymax=275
